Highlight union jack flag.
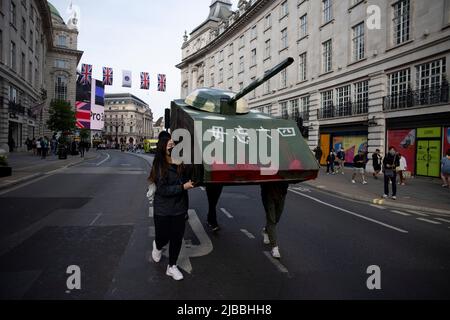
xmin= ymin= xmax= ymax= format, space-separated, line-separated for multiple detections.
xmin=81 ymin=64 xmax=92 ymax=85
xmin=140 ymin=72 xmax=150 ymax=90
xmin=75 ymin=101 xmax=91 ymax=129
xmin=158 ymin=74 xmax=166 ymax=92
xmin=103 ymin=67 xmax=113 ymax=86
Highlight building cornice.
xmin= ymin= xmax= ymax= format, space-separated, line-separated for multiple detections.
xmin=36 ymin=0 xmax=55 ymax=48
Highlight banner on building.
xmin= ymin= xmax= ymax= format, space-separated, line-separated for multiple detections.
xmin=387 ymin=129 xmax=416 ymax=175
xmin=443 ymin=127 xmax=450 ymax=156
xmin=123 ymin=70 xmax=132 ymax=88
xmin=90 ymin=80 xmax=105 ymax=131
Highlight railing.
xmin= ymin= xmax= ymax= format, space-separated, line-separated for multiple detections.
xmin=8 ymin=101 xmax=26 ymax=115
xmin=280 ymin=110 xmax=309 ymax=122
xmin=383 ymin=85 xmax=449 ymax=111
xmin=318 ymin=99 xmax=369 ymax=119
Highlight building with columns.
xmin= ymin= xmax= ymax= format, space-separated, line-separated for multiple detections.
xmin=104 ymin=93 xmax=153 ymax=146
xmin=177 ymin=0 xmax=450 ymax=178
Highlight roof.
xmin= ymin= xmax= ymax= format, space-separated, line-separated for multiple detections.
xmin=104 ymin=93 xmax=149 ymax=107
xmin=47 ymin=2 xmax=65 ymax=25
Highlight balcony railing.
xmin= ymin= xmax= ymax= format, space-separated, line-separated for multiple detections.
xmin=383 ymin=85 xmax=449 ymax=111
xmin=280 ymin=110 xmax=309 ymax=122
xmin=319 ymin=99 xmax=369 ymax=119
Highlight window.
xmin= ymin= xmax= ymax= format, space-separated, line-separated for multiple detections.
xmin=10 ymin=1 xmax=17 ymax=27
xmin=9 ymin=86 xmax=17 ymax=103
xmin=28 ymin=61 xmax=32 ymax=83
xmin=321 ymin=90 xmax=334 ymax=118
xmin=219 ymin=68 xmax=223 ymax=83
xmin=280 ymin=101 xmax=289 ymax=118
xmin=228 ymin=43 xmax=233 ymax=56
xmin=264 ymin=39 xmax=271 ymax=59
xmin=281 ymin=28 xmax=288 ymax=50
xmin=54 ymin=59 xmax=68 ymax=69
xmin=34 ymin=67 xmax=38 ymax=88
xmin=280 ymin=1 xmax=288 ymax=18
xmin=336 ymin=85 xmax=351 ymax=117
xmin=21 ymin=17 xmax=26 ymax=39
xmin=250 ymin=77 xmax=256 ymax=99
xmin=352 ymin=22 xmax=365 ymax=61
xmin=322 ymin=40 xmax=332 ymax=73
xmin=300 ymin=96 xmax=310 ymax=120
xmin=354 ymin=80 xmax=369 ymax=114
xmin=299 ymin=14 xmax=307 ymax=38
xmin=239 ymin=35 xmax=245 ymax=48
xmin=29 ymin=30 xmax=33 ymax=50
xmin=210 ymin=73 xmax=214 ymax=87
xmin=251 ymin=25 xmax=257 ymax=40
xmin=239 ymin=56 xmax=244 ymax=73
xmin=416 ymin=58 xmax=447 ymax=104
xmin=393 ymin=0 xmax=410 ymax=45
xmin=388 ymin=68 xmax=411 ymax=108
xmin=251 ymin=48 xmax=256 ymax=66
xmin=290 ymin=99 xmax=298 ymax=117
xmin=280 ymin=69 xmax=287 ymax=89
xmin=264 ymin=79 xmax=271 ymax=94
xmin=322 ymin=0 xmax=333 ymax=24
xmin=265 ymin=14 xmax=272 ymax=29
xmin=54 ymin=75 xmax=68 ymax=101
xmin=57 ymin=35 xmax=67 ymax=47
xmin=10 ymin=41 xmax=16 ymax=70
xmin=239 ymin=82 xmax=244 ymax=91
xmin=219 ymin=50 xmax=224 ymax=62
xmin=228 ymin=62 xmax=233 ymax=76
xmin=29 ymin=4 xmax=34 ymax=22
xmin=20 ymin=52 xmax=24 ymax=76
xmin=0 ymin=30 xmax=3 ymax=63
xmin=299 ymin=52 xmax=307 ymax=81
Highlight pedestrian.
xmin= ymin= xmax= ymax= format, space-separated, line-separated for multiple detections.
xmin=441 ymin=149 xmax=450 ymax=188
xmin=8 ymin=136 xmax=15 ymax=153
xmin=41 ymin=137 xmax=49 ymax=159
xmin=149 ymin=131 xmax=195 ymax=281
xmin=372 ymin=149 xmax=382 ymax=179
xmin=326 ymin=149 xmax=336 ymax=175
xmin=36 ymin=138 xmax=42 ymax=157
xmin=25 ymin=138 xmax=32 ymax=152
xmin=314 ymin=146 xmax=323 ymax=165
xmin=79 ymin=141 xmax=85 ymax=158
xmin=261 ymin=181 xmax=289 ymax=259
xmin=51 ymin=135 xmax=58 ymax=155
xmin=32 ymin=138 xmax=37 ymax=156
xmin=397 ymin=153 xmax=407 ymax=186
xmin=383 ymin=146 xmax=400 ymax=200
xmin=336 ymin=148 xmax=346 ymax=175
xmin=352 ymin=150 xmax=368 ymax=184
xmin=205 ymin=184 xmax=224 ymax=231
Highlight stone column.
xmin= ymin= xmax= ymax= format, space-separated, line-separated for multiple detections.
xmin=307 ymin=90 xmax=320 ymax=150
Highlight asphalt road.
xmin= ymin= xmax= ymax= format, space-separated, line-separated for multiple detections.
xmin=0 ymin=150 xmax=449 ymax=300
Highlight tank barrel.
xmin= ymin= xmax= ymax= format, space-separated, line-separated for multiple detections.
xmin=230 ymin=57 xmax=294 ymax=103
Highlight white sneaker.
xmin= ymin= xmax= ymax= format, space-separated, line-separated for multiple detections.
xmin=262 ymin=229 xmax=270 ymax=245
xmin=362 ymin=181 xmax=368 ymax=185
xmin=382 ymin=194 xmax=388 ymax=199
xmin=352 ymin=180 xmax=356 ymax=184
xmin=392 ymin=196 xmax=397 ymax=200
xmin=152 ymin=241 xmax=162 ymax=263
xmin=271 ymin=247 xmax=281 ymax=259
xmin=166 ymin=265 xmax=184 ymax=281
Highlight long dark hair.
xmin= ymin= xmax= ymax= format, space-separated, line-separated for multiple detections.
xmin=148 ymin=131 xmax=172 ymax=183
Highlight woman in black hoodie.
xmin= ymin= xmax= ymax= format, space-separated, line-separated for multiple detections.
xmin=148 ymin=131 xmax=194 ymax=281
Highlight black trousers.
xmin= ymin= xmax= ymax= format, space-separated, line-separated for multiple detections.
xmin=154 ymin=214 xmax=186 ymax=266
xmin=384 ymin=174 xmax=397 ymax=196
xmin=206 ymin=185 xmax=223 ymax=225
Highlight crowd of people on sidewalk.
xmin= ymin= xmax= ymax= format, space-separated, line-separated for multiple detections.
xmin=19 ymin=135 xmax=92 ymax=159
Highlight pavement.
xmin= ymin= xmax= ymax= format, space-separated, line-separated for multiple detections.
xmin=305 ymin=167 xmax=450 ymax=215
xmin=0 ymin=151 xmax=99 ymax=191
xmin=0 ymin=150 xmax=449 ymax=299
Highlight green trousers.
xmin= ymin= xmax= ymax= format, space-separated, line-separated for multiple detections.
xmin=261 ymin=183 xmax=288 ymax=247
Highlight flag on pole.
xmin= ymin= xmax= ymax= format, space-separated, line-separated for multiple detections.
xmin=122 ymin=70 xmax=132 ymax=88
xmin=81 ymin=64 xmax=92 ymax=85
xmin=103 ymin=67 xmax=113 ymax=86
xmin=157 ymin=74 xmax=166 ymax=92
xmin=140 ymin=72 xmax=150 ymax=90
xmin=75 ymin=101 xmax=91 ymax=129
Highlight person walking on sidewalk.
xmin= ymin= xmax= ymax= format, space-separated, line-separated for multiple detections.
xmin=397 ymin=153 xmax=408 ymax=186
xmin=326 ymin=149 xmax=336 ymax=175
xmin=314 ymin=146 xmax=323 ymax=166
xmin=32 ymin=138 xmax=37 ymax=156
xmin=261 ymin=181 xmax=289 ymax=259
xmin=372 ymin=149 xmax=382 ymax=179
xmin=383 ymin=147 xmax=400 ymax=200
xmin=36 ymin=138 xmax=42 ymax=157
xmin=149 ymin=131 xmax=195 ymax=281
xmin=336 ymin=148 xmax=346 ymax=175
xmin=41 ymin=137 xmax=49 ymax=159
xmin=441 ymin=149 xmax=450 ymax=188
xmin=352 ymin=150 xmax=367 ymax=184
xmin=79 ymin=141 xmax=86 ymax=158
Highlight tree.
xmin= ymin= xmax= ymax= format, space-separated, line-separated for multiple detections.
xmin=79 ymin=129 xmax=90 ymax=142
xmin=47 ymin=100 xmax=76 ymax=135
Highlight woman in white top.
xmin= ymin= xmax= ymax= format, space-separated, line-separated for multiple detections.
xmin=397 ymin=153 xmax=407 ymax=186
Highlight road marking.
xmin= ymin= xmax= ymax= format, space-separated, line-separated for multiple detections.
xmin=405 ymin=210 xmax=429 ymax=217
xmin=263 ymin=251 xmax=289 ymax=273
xmin=220 ymin=208 xmax=234 ymax=219
xmin=289 ymin=190 xmax=408 ymax=234
xmin=370 ymin=204 xmax=386 ymax=210
xmin=89 ymin=213 xmax=102 ymax=226
xmin=149 ymin=206 xmax=154 ymax=218
xmin=240 ymin=229 xmax=255 ymax=239
xmin=416 ymin=218 xmax=442 ymax=225
xmin=391 ymin=210 xmax=411 ymax=217
xmin=435 ymin=218 xmax=450 ymax=224
xmin=290 ymin=186 xmax=311 ymax=193
xmin=96 ymin=152 xmax=110 ymax=166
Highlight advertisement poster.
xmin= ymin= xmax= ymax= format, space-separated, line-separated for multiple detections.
xmin=319 ymin=134 xmax=330 ymax=165
xmin=444 ymin=127 xmax=450 ymax=156
xmin=387 ymin=129 xmax=416 ymax=175
xmin=332 ymin=135 xmax=368 ymax=164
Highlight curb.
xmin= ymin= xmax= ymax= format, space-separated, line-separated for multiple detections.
xmin=304 ymin=182 xmax=450 ymax=216
xmin=0 ymin=155 xmax=97 ymax=192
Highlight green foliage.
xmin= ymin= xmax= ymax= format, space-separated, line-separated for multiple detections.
xmin=0 ymin=155 xmax=8 ymax=167
xmin=46 ymin=100 xmax=76 ymax=134
xmin=79 ymin=129 xmax=90 ymax=141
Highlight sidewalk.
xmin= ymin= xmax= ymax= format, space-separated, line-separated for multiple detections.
xmin=304 ymin=167 xmax=450 ymax=214
xmin=0 ymin=151 xmax=99 ymax=191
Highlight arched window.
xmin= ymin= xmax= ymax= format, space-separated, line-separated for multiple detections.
xmin=54 ymin=75 xmax=68 ymax=101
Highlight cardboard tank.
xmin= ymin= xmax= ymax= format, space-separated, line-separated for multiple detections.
xmin=168 ymin=57 xmax=319 ymax=185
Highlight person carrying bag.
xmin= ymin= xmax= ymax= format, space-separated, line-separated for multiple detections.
xmin=383 ymin=147 xmax=400 ymax=200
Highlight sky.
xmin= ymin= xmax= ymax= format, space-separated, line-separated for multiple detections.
xmin=50 ymin=0 xmax=238 ymax=120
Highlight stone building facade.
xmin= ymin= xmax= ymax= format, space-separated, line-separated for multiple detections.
xmin=177 ymin=0 xmax=450 ymax=177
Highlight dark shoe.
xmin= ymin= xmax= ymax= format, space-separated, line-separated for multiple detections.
xmin=207 ymin=221 xmax=220 ymax=232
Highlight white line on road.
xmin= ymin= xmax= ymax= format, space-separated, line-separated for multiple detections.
xmin=289 ymin=190 xmax=408 ymax=234
xmin=391 ymin=210 xmax=411 ymax=217
xmin=149 ymin=206 xmax=154 ymax=218
xmin=416 ymin=218 xmax=442 ymax=225
xmin=89 ymin=213 xmax=102 ymax=226
xmin=370 ymin=204 xmax=386 ymax=210
xmin=220 ymin=208 xmax=234 ymax=219
xmin=96 ymin=152 xmax=110 ymax=166
xmin=405 ymin=210 xmax=429 ymax=217
xmin=263 ymin=251 xmax=289 ymax=274
xmin=240 ymin=229 xmax=256 ymax=239
xmin=435 ymin=218 xmax=450 ymax=224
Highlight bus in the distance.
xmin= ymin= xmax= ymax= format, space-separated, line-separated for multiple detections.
xmin=144 ymin=139 xmax=158 ymax=153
